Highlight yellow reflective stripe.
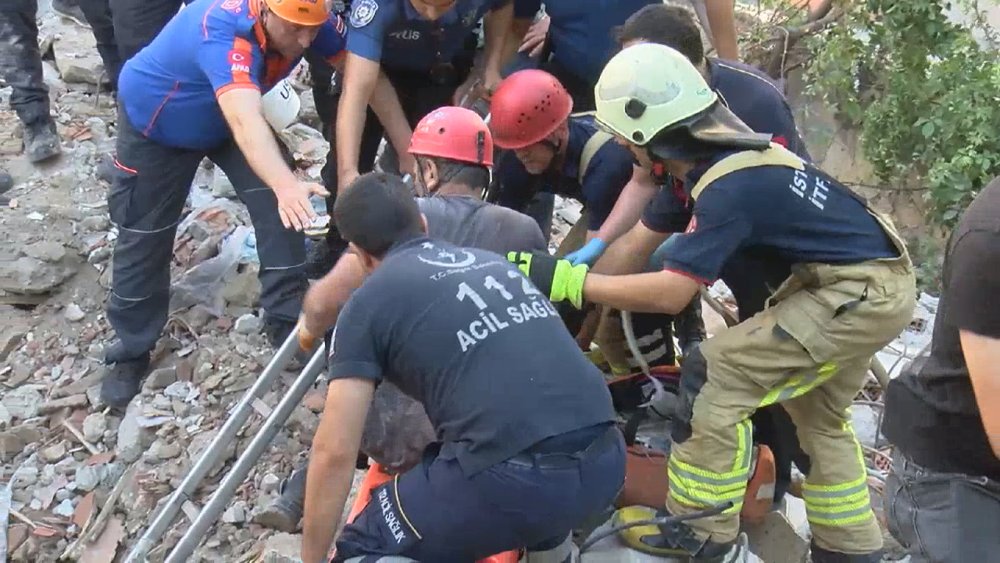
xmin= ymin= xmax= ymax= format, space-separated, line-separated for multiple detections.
xmin=669 ymin=484 xmax=744 ymax=514
xmin=805 ymin=496 xmax=871 ymax=516
xmin=759 ymin=362 xmax=839 ymax=407
xmin=733 ymin=420 xmax=752 ymax=472
xmin=804 ymin=488 xmax=869 ymax=507
xmin=802 ymin=472 xmax=867 ymax=493
xmin=803 ymin=481 xmax=869 ymax=504
xmin=668 ymin=468 xmax=746 ymax=499
xmin=668 ymin=463 xmax=749 ymax=488
xmin=670 ymin=456 xmax=749 ymax=483
xmin=807 ymin=506 xmax=875 ymax=527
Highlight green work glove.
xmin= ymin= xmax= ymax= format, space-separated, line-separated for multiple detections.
xmin=507 ymin=251 xmax=589 ymax=309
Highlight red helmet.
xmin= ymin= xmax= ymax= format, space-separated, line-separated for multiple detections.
xmin=408 ymin=106 xmax=494 ymax=167
xmin=489 ymin=70 xmax=573 ymax=150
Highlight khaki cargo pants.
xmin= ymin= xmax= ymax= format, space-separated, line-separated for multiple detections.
xmin=667 ymin=229 xmax=916 ymax=553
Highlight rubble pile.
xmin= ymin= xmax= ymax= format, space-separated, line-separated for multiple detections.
xmin=0 ymin=6 xmax=927 ymax=563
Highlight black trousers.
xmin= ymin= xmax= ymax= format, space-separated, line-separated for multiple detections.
xmin=0 ymin=0 xmax=50 ymax=128
xmin=76 ymin=0 xmax=122 ymax=88
xmin=107 ymin=108 xmax=307 ymax=359
xmin=108 ymin=0 xmax=183 ymax=63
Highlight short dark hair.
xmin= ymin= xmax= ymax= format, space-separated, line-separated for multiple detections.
xmin=423 ymin=156 xmax=491 ymax=190
xmin=334 ymin=172 xmax=424 ymax=258
xmin=614 ymin=5 xmax=705 ymax=66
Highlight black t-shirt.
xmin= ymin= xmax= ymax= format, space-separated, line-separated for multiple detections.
xmin=327 ymin=236 xmax=617 ymax=475
xmin=883 ymin=180 xmax=1000 ymax=479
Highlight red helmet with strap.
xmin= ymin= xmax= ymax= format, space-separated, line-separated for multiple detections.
xmin=408 ymin=106 xmax=494 ymax=167
xmin=489 ymin=69 xmax=573 ymax=150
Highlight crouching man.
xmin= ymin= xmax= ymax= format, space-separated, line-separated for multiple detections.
xmin=300 ymin=173 xmax=625 ymax=563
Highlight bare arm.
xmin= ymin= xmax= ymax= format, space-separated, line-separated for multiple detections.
xmin=301 ymin=252 xmax=366 ymax=338
xmin=593 ymin=168 xmax=660 ymax=247
xmin=959 ymin=330 xmax=1000 ymax=459
xmin=481 ymin=3 xmax=515 ymax=91
xmin=368 ymin=71 xmax=416 ymax=175
xmin=583 ymin=270 xmax=700 ymax=315
xmin=301 ymin=377 xmax=376 ymax=563
xmin=335 ymin=53 xmax=383 ymax=189
xmin=590 ymin=221 xmax=670 ymax=275
xmin=218 ymin=89 xmax=328 ymax=230
xmin=705 ymin=0 xmax=739 ymax=61
xmin=501 ymin=17 xmax=533 ymax=67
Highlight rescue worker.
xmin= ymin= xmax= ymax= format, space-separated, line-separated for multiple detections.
xmin=508 ymin=43 xmax=916 ymax=561
xmin=100 ymin=0 xmax=353 ymax=408
xmin=0 ymin=0 xmax=63 ymax=162
xmin=300 ymin=172 xmax=624 ymax=562
xmin=318 ymin=0 xmax=514 ymax=273
xmin=257 ymin=106 xmax=548 ymax=533
xmin=882 ymin=177 xmax=1000 ymax=562
xmin=489 ymin=68 xmax=692 ymax=370
xmin=504 ymin=0 xmax=659 ymax=111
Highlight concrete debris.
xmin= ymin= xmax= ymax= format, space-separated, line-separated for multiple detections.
xmin=53 ymin=498 xmax=76 ymax=518
xmin=82 ymin=412 xmax=107 ymax=443
xmin=212 ymin=167 xmax=238 ymax=199
xmin=64 ymin=302 xmax=86 ymax=322
xmin=52 ymin=28 xmax=105 ymax=85
xmin=23 ymin=241 xmax=68 ymax=262
xmin=2 ymin=386 xmax=44 ymax=420
xmin=261 ymin=473 xmax=281 ymax=494
xmin=145 ymin=366 xmax=178 ymax=391
xmin=39 ymin=394 xmax=89 ymax=414
xmin=222 ymin=500 xmax=248 ymax=524
xmin=40 ymin=442 xmax=69 ymax=463
xmin=0 ymin=255 xmax=77 ymax=295
xmin=117 ymin=401 xmax=153 ymax=463
xmin=81 ymin=215 xmax=110 ymax=232
xmin=75 ymin=465 xmax=103 ymax=492
xmin=234 ymin=313 xmax=263 ymax=335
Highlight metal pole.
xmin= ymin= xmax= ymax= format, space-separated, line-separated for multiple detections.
xmin=125 ymin=329 xmax=303 ymax=563
xmin=166 ymin=346 xmax=327 ymax=563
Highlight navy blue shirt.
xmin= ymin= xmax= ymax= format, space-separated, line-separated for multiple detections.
xmin=328 ymin=236 xmax=616 ymax=475
xmin=514 ymin=0 xmax=658 ymax=85
xmin=495 ymin=115 xmax=635 ymax=230
xmin=652 ymin=152 xmax=897 ymax=285
xmin=708 ymin=58 xmax=809 ymax=161
xmin=347 ymin=0 xmax=508 ymax=72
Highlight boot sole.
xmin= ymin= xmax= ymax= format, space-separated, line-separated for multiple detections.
xmin=253 ymin=507 xmax=300 ymax=533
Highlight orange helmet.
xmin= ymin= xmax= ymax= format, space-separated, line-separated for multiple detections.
xmin=408 ymin=107 xmax=494 ymax=167
xmin=263 ymin=0 xmax=329 ymax=26
xmin=489 ymin=70 xmax=573 ymax=150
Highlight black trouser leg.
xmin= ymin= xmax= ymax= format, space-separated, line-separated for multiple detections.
xmin=211 ymin=143 xmax=307 ymax=324
xmin=77 ymin=0 xmax=121 ymax=89
xmin=305 ymin=50 xmax=335 ymax=137
xmin=108 ymin=0 xmax=182 ymax=62
xmin=106 ymin=109 xmax=203 ymax=359
xmin=541 ymin=58 xmax=595 ymax=113
xmin=0 ymin=0 xmax=51 ymax=129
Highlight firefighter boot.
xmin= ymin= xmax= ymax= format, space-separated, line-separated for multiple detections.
xmin=614 ymin=506 xmax=736 ymax=562
xmin=24 ymin=122 xmax=61 ymax=163
xmin=100 ymin=342 xmax=151 ymax=409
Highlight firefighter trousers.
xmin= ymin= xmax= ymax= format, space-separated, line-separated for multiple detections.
xmin=667 ymin=254 xmax=915 ymax=553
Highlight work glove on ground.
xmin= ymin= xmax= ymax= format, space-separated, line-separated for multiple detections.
xmin=564 ymin=237 xmax=608 ymax=266
xmin=507 ymin=251 xmax=588 ymax=309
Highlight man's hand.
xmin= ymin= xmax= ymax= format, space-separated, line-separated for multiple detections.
xmin=565 ymin=238 xmax=608 ymax=267
xmin=507 ymin=251 xmax=588 ymax=308
xmin=298 ymin=318 xmax=320 ymax=353
xmin=519 ymin=15 xmax=550 ymax=58
xmin=275 ymin=181 xmax=328 ymax=231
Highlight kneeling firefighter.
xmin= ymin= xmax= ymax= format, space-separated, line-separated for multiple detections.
xmin=509 ymin=43 xmax=916 ymax=562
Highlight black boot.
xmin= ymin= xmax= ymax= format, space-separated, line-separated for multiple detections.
xmin=810 ymin=543 xmax=883 ymax=563
xmin=255 ymin=467 xmax=307 ymax=532
xmin=100 ymin=342 xmax=151 ymax=409
xmin=675 ymin=298 xmax=706 ymax=359
xmin=24 ymin=122 xmax=61 ymax=163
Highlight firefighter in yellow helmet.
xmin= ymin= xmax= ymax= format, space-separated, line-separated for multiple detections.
xmin=509 ymin=43 xmax=916 ymax=562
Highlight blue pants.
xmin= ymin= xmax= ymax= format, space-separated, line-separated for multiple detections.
xmin=334 ymin=425 xmax=626 ymax=562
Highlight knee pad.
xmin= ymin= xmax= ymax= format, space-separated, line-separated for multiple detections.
xmin=672 ymin=346 xmax=708 ymax=445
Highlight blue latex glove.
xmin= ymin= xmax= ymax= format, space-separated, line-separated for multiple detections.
xmin=564 ymin=237 xmax=608 ymax=266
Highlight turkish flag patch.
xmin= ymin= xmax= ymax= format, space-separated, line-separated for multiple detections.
xmin=228 ymin=50 xmax=249 ymax=65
